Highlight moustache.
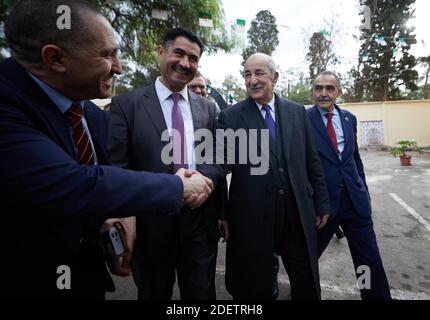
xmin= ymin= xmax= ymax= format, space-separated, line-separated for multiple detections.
xmin=318 ymin=98 xmax=332 ymax=102
xmin=174 ymin=64 xmax=192 ymax=75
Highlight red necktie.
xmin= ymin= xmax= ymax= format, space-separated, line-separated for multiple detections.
xmin=326 ymin=112 xmax=338 ymax=154
xmin=66 ymin=103 xmax=95 ymax=165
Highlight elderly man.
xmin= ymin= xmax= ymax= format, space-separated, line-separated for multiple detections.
xmin=0 ymin=0 xmax=211 ymax=299
xmin=200 ymin=53 xmax=331 ymax=299
xmin=307 ymin=71 xmax=391 ymax=300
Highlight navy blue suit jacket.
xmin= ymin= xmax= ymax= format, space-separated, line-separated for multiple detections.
xmin=0 ymin=58 xmax=183 ymax=299
xmin=307 ymin=105 xmax=371 ymax=218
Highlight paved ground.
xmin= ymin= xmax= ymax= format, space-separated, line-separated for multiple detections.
xmin=107 ymin=150 xmax=430 ymax=300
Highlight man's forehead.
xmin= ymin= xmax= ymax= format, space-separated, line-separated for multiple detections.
xmin=244 ymin=63 xmax=268 ymax=73
xmin=314 ymin=75 xmax=337 ymax=85
xmin=169 ymin=37 xmax=200 ymax=52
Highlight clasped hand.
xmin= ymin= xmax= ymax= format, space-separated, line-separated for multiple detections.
xmin=175 ymin=168 xmax=214 ymax=209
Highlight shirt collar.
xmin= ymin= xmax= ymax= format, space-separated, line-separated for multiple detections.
xmin=256 ymin=96 xmax=276 ymax=113
xmin=317 ymin=104 xmax=338 ymax=117
xmin=155 ymin=77 xmax=189 ymax=104
xmin=28 ymin=72 xmax=84 ymax=114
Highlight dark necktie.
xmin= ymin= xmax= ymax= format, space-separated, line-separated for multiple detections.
xmin=171 ymin=93 xmax=188 ymax=173
xmin=262 ymin=104 xmax=276 ymax=143
xmin=325 ymin=112 xmax=338 ymax=154
xmin=66 ymin=102 xmax=94 ymax=165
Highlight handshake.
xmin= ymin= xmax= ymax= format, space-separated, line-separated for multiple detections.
xmin=175 ymin=168 xmax=214 ymax=209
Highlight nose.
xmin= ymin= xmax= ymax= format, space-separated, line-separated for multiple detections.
xmin=112 ymin=56 xmax=123 ymax=75
xmin=179 ymin=56 xmax=191 ymax=69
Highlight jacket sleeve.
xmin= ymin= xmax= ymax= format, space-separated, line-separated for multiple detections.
xmin=0 ymin=103 xmax=183 ymax=221
xmin=302 ymin=106 xmax=331 ymax=216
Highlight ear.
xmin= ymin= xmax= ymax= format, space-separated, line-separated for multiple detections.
xmin=273 ymin=71 xmax=279 ymax=84
xmin=40 ymin=45 xmax=67 ymax=73
xmin=157 ymin=45 xmax=165 ymax=60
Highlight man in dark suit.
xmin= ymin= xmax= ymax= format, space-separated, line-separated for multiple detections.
xmin=0 ymin=0 xmax=212 ymax=300
xmin=200 ymin=53 xmax=331 ymax=300
xmin=307 ymin=71 xmax=391 ymax=300
xmin=108 ymin=28 xmax=225 ymax=300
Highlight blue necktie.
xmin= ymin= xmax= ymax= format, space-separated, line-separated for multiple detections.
xmin=262 ymin=105 xmax=276 ymax=143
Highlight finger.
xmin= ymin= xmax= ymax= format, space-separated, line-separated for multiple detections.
xmin=189 ymin=193 xmax=206 ymax=209
xmin=184 ymin=169 xmax=196 ymax=178
xmin=316 ymin=216 xmax=321 ymax=227
xmin=205 ymin=178 xmax=214 ymax=191
xmin=185 ymin=193 xmax=198 ymax=203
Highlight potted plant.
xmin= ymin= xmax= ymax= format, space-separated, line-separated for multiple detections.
xmin=390 ymin=140 xmax=423 ymax=166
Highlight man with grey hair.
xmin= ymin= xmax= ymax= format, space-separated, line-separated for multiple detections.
xmin=200 ymin=53 xmax=331 ymax=299
xmin=307 ymin=71 xmax=391 ymax=299
xmin=0 ymin=0 xmax=212 ymax=299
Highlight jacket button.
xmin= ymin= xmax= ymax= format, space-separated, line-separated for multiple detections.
xmin=279 ymin=168 xmax=285 ymax=173
xmin=278 ymin=189 xmax=285 ymax=196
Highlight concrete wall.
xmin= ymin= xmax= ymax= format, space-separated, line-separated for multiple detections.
xmin=339 ymin=99 xmax=430 ymax=147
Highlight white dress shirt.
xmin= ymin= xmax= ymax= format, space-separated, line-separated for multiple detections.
xmin=155 ymin=77 xmax=196 ymax=169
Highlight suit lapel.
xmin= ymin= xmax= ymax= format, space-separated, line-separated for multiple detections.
xmin=276 ymin=96 xmax=298 ymax=165
xmin=338 ymin=107 xmax=354 ymax=161
xmin=83 ymin=102 xmax=110 ymax=164
xmin=141 ymin=84 xmax=168 ymax=139
xmin=239 ymin=97 xmax=275 ymax=167
xmin=309 ymin=105 xmax=339 ymax=162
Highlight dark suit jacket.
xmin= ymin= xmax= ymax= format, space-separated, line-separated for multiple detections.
xmin=0 ymin=58 xmax=183 ymax=299
xmin=200 ymin=95 xmax=330 ymax=299
xmin=108 ymin=83 xmax=224 ymax=242
xmin=307 ymin=105 xmax=371 ymax=217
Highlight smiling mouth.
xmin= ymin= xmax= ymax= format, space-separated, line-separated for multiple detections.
xmin=173 ymin=65 xmax=192 ymax=76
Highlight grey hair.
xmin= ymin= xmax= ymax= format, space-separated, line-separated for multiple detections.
xmin=313 ymin=71 xmax=341 ymax=89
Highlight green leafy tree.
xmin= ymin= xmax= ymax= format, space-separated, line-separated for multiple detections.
xmin=0 ymin=0 xmax=238 ymax=86
xmin=283 ymin=83 xmax=313 ymax=105
xmin=220 ymin=74 xmax=247 ymax=103
xmin=354 ymin=0 xmax=418 ymax=101
xmin=241 ymin=10 xmax=279 ymax=65
xmin=306 ymin=31 xmax=339 ymax=80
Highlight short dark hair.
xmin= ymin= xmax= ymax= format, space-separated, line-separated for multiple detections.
xmin=162 ymin=28 xmax=204 ymax=56
xmin=5 ymin=0 xmax=102 ymax=63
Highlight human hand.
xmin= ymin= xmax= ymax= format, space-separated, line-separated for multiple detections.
xmin=316 ymin=214 xmax=330 ymax=230
xmin=100 ymin=217 xmax=136 ymax=277
xmin=176 ymin=169 xmax=214 ymax=209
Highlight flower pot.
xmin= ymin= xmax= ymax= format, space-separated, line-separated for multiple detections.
xmin=400 ymin=155 xmax=411 ymax=166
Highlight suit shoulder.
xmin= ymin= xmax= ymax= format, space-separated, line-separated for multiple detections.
xmin=112 ymin=85 xmax=152 ymax=107
xmin=220 ymin=99 xmax=248 ymax=118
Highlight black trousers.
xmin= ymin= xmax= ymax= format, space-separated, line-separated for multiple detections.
xmin=132 ymin=209 xmax=218 ymax=300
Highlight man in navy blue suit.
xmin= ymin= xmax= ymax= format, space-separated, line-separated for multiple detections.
xmin=307 ymin=71 xmax=391 ymax=300
xmin=0 ymin=0 xmax=212 ymax=299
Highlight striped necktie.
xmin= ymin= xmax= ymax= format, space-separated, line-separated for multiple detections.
xmin=66 ymin=102 xmax=94 ymax=165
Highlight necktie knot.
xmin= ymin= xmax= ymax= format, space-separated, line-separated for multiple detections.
xmin=171 ymin=93 xmax=180 ymax=104
xmin=262 ymin=105 xmax=272 ymax=112
xmin=325 ymin=112 xmax=333 ymax=120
